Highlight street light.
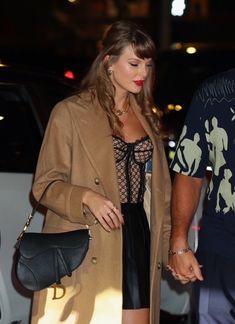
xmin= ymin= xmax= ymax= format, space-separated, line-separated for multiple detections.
xmin=171 ymin=0 xmax=186 ymax=16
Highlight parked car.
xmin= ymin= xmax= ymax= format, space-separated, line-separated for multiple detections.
xmin=0 ymin=62 xmax=76 ymax=324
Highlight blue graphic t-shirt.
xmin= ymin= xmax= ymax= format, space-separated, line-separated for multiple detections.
xmin=171 ymin=68 xmax=235 ymax=258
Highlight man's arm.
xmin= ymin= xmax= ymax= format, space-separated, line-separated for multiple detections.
xmin=168 ymin=173 xmax=204 ymax=282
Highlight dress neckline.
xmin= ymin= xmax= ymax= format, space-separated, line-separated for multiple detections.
xmin=112 ymin=134 xmax=149 ymax=145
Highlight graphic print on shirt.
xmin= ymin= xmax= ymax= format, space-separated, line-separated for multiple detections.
xmin=205 ymin=115 xmax=235 ymax=215
xmin=173 ymin=115 xmax=234 ymax=214
xmin=230 ymin=107 xmax=235 ymax=121
xmin=205 ymin=117 xmax=228 ymax=176
xmin=171 ymin=70 xmax=235 ymax=217
xmin=198 ymin=76 xmax=235 ymax=108
xmin=198 ymin=77 xmax=234 ymax=211
xmin=216 ymin=168 xmax=235 ymax=213
xmin=171 ymin=125 xmax=202 ymax=176
xmin=205 ymin=117 xmax=228 ymax=201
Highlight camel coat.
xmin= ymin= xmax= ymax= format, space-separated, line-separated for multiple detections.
xmin=30 ymin=92 xmax=171 ymax=324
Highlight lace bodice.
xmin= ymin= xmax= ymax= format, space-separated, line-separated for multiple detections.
xmin=112 ymin=135 xmax=153 ymax=203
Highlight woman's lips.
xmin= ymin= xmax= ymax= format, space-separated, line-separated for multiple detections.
xmin=134 ymin=80 xmax=144 ymax=86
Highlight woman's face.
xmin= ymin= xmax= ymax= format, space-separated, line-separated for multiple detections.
xmin=108 ymin=45 xmax=153 ymax=96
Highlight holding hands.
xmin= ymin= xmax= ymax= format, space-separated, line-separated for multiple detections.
xmin=83 ymin=190 xmax=124 ymax=232
xmin=168 ymin=174 xmax=205 ymax=285
xmin=167 ymin=243 xmax=203 ymax=284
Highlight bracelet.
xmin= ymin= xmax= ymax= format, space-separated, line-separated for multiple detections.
xmin=168 ymin=247 xmax=192 ymax=256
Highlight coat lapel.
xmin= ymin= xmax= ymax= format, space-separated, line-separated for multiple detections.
xmin=72 ymin=95 xmax=120 ymax=204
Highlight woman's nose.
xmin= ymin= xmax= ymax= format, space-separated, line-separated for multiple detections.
xmin=139 ymin=65 xmax=148 ymax=79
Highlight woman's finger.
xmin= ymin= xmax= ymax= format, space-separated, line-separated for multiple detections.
xmin=106 ymin=202 xmax=124 ymax=225
xmin=102 ymin=212 xmax=118 ymax=230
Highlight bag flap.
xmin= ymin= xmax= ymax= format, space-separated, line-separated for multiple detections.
xmin=18 ymin=229 xmax=89 ymax=258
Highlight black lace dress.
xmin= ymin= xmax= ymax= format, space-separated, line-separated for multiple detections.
xmin=112 ymin=135 xmax=153 ymax=310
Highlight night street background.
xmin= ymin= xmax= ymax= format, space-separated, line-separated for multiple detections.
xmin=1 ymin=1 xmax=235 ymax=323
xmin=1 ymin=0 xmax=235 ymax=75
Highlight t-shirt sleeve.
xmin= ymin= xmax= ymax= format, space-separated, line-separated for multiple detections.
xmin=170 ymin=84 xmax=209 ymax=178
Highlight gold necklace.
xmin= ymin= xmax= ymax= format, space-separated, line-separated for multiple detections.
xmin=112 ymin=101 xmax=130 ymax=116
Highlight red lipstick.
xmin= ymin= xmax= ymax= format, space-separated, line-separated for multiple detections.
xmin=134 ymin=80 xmax=144 ymax=86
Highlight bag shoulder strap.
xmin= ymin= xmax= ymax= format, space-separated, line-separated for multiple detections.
xmin=15 ymin=180 xmax=59 ymax=247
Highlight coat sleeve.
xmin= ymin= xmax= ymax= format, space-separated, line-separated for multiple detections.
xmin=32 ymin=100 xmax=90 ymax=224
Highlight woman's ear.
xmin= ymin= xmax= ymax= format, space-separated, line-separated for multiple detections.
xmin=103 ymin=55 xmax=110 ymax=64
xmin=103 ymin=55 xmax=113 ymax=76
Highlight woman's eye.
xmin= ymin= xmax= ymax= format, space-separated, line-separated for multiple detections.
xmin=129 ymin=63 xmax=138 ymax=67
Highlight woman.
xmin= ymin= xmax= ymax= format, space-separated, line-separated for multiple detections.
xmin=31 ymin=20 xmax=171 ymax=324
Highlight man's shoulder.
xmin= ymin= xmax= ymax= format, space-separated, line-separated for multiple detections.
xmin=204 ymin=68 xmax=235 ymax=84
xmin=194 ymin=68 xmax=235 ymax=107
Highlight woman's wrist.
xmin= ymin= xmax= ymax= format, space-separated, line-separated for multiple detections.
xmin=82 ymin=189 xmax=94 ymax=205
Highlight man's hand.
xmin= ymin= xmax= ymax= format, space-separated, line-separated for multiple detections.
xmin=167 ymin=248 xmax=203 ymax=283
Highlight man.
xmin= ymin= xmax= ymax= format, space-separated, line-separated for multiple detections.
xmin=168 ymin=68 xmax=235 ymax=323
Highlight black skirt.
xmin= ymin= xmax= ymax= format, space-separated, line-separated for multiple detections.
xmin=122 ymin=202 xmax=150 ymax=309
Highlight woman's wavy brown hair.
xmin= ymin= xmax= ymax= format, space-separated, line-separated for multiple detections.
xmin=79 ymin=20 xmax=162 ymax=135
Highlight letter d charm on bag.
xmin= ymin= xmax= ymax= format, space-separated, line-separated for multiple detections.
xmin=51 ymin=283 xmax=66 ymax=300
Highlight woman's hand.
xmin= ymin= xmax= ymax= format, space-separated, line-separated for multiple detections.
xmin=83 ymin=190 xmax=124 ymax=232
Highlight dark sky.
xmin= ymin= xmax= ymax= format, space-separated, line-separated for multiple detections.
xmin=0 ymin=0 xmax=235 ymax=61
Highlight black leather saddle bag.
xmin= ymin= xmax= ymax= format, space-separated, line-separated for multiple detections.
xmin=16 ymin=229 xmax=89 ymax=291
